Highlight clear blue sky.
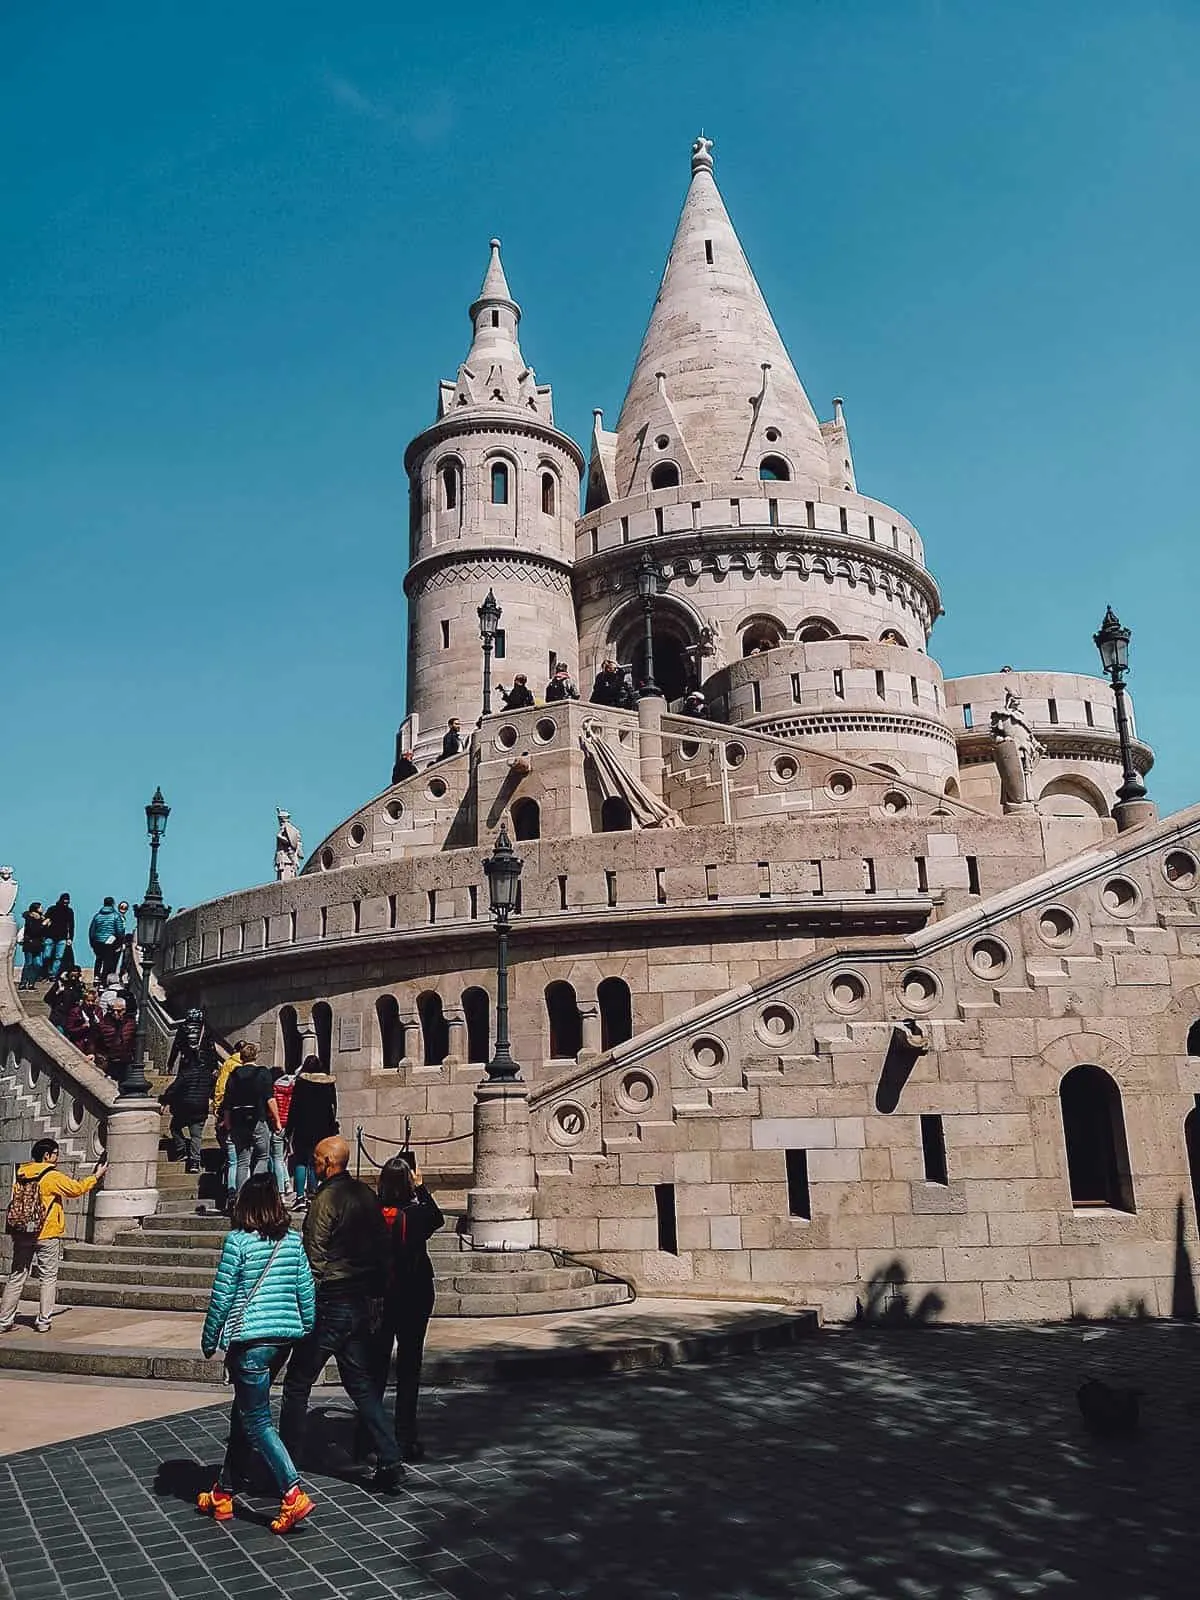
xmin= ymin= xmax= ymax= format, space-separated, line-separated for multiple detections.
xmin=3 ymin=0 xmax=1198 ymax=926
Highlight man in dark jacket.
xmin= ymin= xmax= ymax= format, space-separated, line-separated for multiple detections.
xmin=91 ymin=998 xmax=136 ymax=1083
xmin=590 ymin=659 xmax=634 ymax=708
xmin=391 ymin=743 xmax=418 ymax=784
xmin=545 ymin=664 xmax=580 ymax=701
xmin=440 ymin=718 xmax=463 ymax=760
xmin=280 ymin=1136 xmax=405 ymax=1491
xmin=498 ymin=674 xmax=535 ymax=710
xmin=44 ymin=894 xmax=74 ymax=980
xmin=163 ymin=1009 xmax=218 ymax=1171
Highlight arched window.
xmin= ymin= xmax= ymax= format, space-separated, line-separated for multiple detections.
xmin=312 ymin=1002 xmax=333 ymax=1070
xmin=759 ymin=455 xmax=790 ymax=481
xmin=943 ymin=778 xmax=961 ymax=800
xmin=540 ymin=472 xmax=556 ymax=516
xmin=511 ymin=797 xmax=540 ymax=841
xmin=440 ymin=463 xmax=458 ymax=511
xmin=375 ymin=996 xmax=406 ymax=1070
xmin=600 ymin=796 xmax=633 ymax=833
xmin=598 ymin=977 xmax=633 ymax=1050
xmin=279 ymin=1005 xmax=302 ymax=1072
xmin=741 ymin=621 xmax=782 ymax=656
xmin=417 ymin=991 xmax=450 ymax=1066
xmin=490 ymin=462 xmax=509 ymax=505
xmin=879 ymin=629 xmax=908 ymax=647
xmin=545 ymin=981 xmax=583 ymax=1059
xmin=797 ymin=620 xmax=838 ymax=643
xmin=1060 ymin=1065 xmax=1135 ymax=1212
xmin=650 ymin=462 xmax=680 ymax=490
xmin=462 ymin=987 xmax=490 ymax=1064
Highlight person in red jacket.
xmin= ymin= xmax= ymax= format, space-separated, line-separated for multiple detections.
xmin=91 ymin=998 xmax=137 ymax=1083
xmin=270 ymin=1065 xmax=298 ymax=1199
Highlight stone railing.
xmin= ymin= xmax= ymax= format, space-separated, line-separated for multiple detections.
xmin=0 ymin=920 xmax=160 ymax=1245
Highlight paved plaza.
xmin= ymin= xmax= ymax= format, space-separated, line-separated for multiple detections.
xmin=1 ymin=1323 xmax=1197 ymax=1599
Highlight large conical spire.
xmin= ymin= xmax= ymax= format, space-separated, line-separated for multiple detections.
xmin=612 ymin=136 xmax=834 ymax=493
xmin=437 ymin=238 xmax=552 ymax=420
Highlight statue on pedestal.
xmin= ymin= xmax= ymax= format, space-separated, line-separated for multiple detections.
xmin=990 ymin=689 xmax=1045 ymax=811
xmin=0 ymin=866 xmax=17 ymax=957
xmin=275 ymin=810 xmax=303 ymax=881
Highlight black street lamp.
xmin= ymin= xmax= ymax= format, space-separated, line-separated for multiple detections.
xmin=482 ymin=824 xmax=523 ymax=1081
xmin=127 ymin=787 xmax=171 ymax=1098
xmin=478 ymin=589 xmax=502 ymax=720
xmin=1093 ymin=606 xmax=1148 ymax=805
xmin=636 ymin=552 xmax=666 ymax=699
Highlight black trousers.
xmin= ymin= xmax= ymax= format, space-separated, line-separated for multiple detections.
xmin=279 ymin=1292 xmax=401 ymax=1470
xmin=355 ymin=1294 xmax=433 ymax=1456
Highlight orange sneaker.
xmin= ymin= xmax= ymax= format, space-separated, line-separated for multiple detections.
xmin=271 ymin=1486 xmax=314 ymax=1535
xmin=196 ymin=1485 xmax=234 ymax=1522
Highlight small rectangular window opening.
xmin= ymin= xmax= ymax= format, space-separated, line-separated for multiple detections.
xmin=916 ymin=855 xmax=929 ymax=893
xmin=319 ymin=907 xmax=328 ymax=938
xmin=863 ymin=857 xmax=877 ymax=893
xmin=875 ymin=670 xmax=886 ymax=700
xmin=491 ymin=309 xmax=499 ymax=327
xmin=352 ymin=899 xmax=362 ymax=934
xmin=262 ymin=916 xmax=271 ymax=949
xmin=839 ymin=507 xmax=849 ymax=535
xmin=910 ymin=676 xmax=919 ymax=705
xmin=549 ymin=649 xmax=557 ymax=676
xmin=1084 ymin=700 xmax=1094 ymax=727
xmin=590 ymin=527 xmax=599 ymax=554
xmin=494 ymin=629 xmax=506 ymax=660
xmin=785 ymin=1149 xmax=811 ymax=1219
xmin=704 ymin=238 xmax=714 ymax=264
xmin=654 ymin=506 xmax=664 ymax=535
xmin=388 ymin=894 xmax=398 ymax=930
xmin=655 ymin=1183 xmax=679 ymax=1254
xmin=620 ymin=516 xmax=629 ymax=544
xmin=558 ymin=874 xmax=568 ymax=911
xmin=768 ymin=498 xmax=779 ymax=527
xmin=427 ymin=889 xmax=437 ymax=925
xmin=758 ymin=862 xmax=772 ymax=898
xmin=790 ymin=673 xmax=802 ymax=704
xmin=805 ymin=501 xmax=816 ymax=530
xmin=514 ymin=880 xmax=523 ymax=915
xmin=966 ymin=856 xmax=981 ymax=896
xmin=811 ymin=860 xmax=824 ymax=896
xmin=469 ymin=884 xmax=478 ymax=920
xmin=730 ymin=498 xmax=741 ymax=525
xmin=705 ymin=864 xmax=719 ymax=901
xmin=1048 ymin=698 xmax=1059 ymax=725
xmin=833 ymin=669 xmax=845 ymax=699
xmin=655 ymin=867 xmax=667 ymax=905
xmin=921 ymin=1114 xmax=949 ymax=1185
xmin=963 ymin=704 xmax=973 ymax=729
xmin=751 ymin=681 xmax=762 ymax=712
xmin=289 ymin=910 xmax=297 ymax=944
xmin=238 ymin=921 xmax=246 ymax=953
xmin=606 ymin=870 xmax=618 ymax=908
xmin=440 ymin=620 xmax=450 ymax=649
xmin=868 ymin=514 xmax=876 ymax=541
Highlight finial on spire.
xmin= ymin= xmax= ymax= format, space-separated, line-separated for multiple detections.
xmin=691 ymin=133 xmax=714 ymax=174
xmin=833 ymin=397 xmax=845 ymax=425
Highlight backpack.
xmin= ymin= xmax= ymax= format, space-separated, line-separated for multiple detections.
xmin=6 ymin=1168 xmax=50 ymax=1238
xmin=224 ymin=1065 xmax=264 ymax=1131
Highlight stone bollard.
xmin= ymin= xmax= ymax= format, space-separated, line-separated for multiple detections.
xmin=1113 ymin=798 xmax=1158 ymax=833
xmin=92 ymin=1097 xmax=162 ymax=1244
xmin=466 ymin=1077 xmax=536 ymax=1249
xmin=637 ymin=692 xmax=665 ymax=799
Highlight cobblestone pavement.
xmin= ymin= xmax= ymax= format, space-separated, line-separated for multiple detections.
xmin=0 ymin=1322 xmax=1197 ymax=1600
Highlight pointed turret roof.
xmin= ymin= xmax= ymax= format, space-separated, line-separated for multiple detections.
xmin=437 ymin=239 xmax=553 ymax=421
xmin=613 ymin=136 xmax=834 ymax=492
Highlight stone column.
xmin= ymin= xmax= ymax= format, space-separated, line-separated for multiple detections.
xmin=1114 ymin=798 xmax=1158 ymax=832
xmin=298 ymin=1013 xmax=318 ymax=1065
xmin=466 ymin=1077 xmax=536 ymax=1249
xmin=443 ymin=1008 xmax=466 ymax=1069
xmin=638 ymin=693 xmax=665 ymax=799
xmin=92 ymin=1098 xmax=162 ymax=1243
xmin=578 ymin=1002 xmax=601 ymax=1058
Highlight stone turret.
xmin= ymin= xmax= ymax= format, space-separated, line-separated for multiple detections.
xmin=400 ymin=241 xmax=584 ymax=763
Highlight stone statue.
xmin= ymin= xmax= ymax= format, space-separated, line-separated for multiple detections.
xmin=991 ymin=695 xmax=1044 ymax=812
xmin=0 ymin=866 xmax=17 ymax=956
xmin=275 ymin=810 xmax=303 ymax=881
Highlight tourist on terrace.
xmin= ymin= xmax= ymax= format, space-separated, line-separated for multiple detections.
xmin=0 ymin=1138 xmax=107 ymax=1334
xmin=279 ymin=1136 xmax=405 ymax=1494
xmin=44 ymin=967 xmax=85 ymax=1036
xmin=357 ymin=1155 xmax=444 ymax=1465
xmin=17 ymin=902 xmax=48 ymax=990
xmin=590 ymin=658 xmax=634 ymax=709
xmin=43 ymin=893 xmax=74 ymax=980
xmin=64 ymin=987 xmax=101 ymax=1056
xmin=545 ymin=662 xmax=580 ymax=701
xmin=112 ymin=901 xmax=131 ymax=981
xmin=87 ymin=897 xmax=123 ymax=986
xmin=286 ymin=1056 xmax=338 ymax=1211
xmin=221 ymin=1044 xmax=280 ymax=1196
xmin=199 ymin=1173 xmax=316 ymax=1535
xmin=499 ymin=674 xmax=535 ymax=709
xmin=440 ymin=717 xmax=464 ymax=759
xmin=392 ymin=747 xmax=418 ymax=784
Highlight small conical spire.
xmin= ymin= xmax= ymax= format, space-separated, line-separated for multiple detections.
xmin=472 ymin=237 xmax=518 ymax=316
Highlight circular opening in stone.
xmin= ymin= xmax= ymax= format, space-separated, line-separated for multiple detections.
xmin=828 ymin=971 xmax=867 ymax=1013
xmin=534 ymin=717 xmax=558 ymax=744
xmin=969 ymin=937 xmax=1010 ymax=978
xmin=1164 ymin=850 xmax=1199 ymax=891
xmin=725 ymin=742 xmax=747 ymax=769
xmin=687 ymin=1036 xmax=726 ymax=1078
xmin=680 ymin=739 xmax=701 ymax=760
xmin=68 ymin=1098 xmax=84 ymax=1133
xmin=497 ymin=725 xmax=519 ymax=750
xmin=1038 ymin=905 xmax=1076 ymax=945
xmin=320 ymin=847 xmax=335 ymax=870
xmin=1101 ymin=877 xmax=1139 ymax=916
xmin=882 ymin=790 xmax=909 ymax=815
xmin=349 ymin=823 xmax=366 ymax=847
xmin=655 ymin=434 xmax=670 ymax=450
xmin=91 ymin=1127 xmax=106 ymax=1160
xmin=618 ymin=1070 xmax=656 ymax=1110
xmin=900 ymin=968 xmax=939 ymax=1009
xmin=827 ymin=771 xmax=855 ymax=799
xmin=772 ymin=755 xmax=799 ymax=784
xmin=550 ymin=1102 xmax=588 ymax=1143
xmin=427 ymin=778 xmax=448 ymax=800
xmin=385 ymin=799 xmax=404 ymax=822
xmin=765 ymin=427 xmax=781 ymax=443
xmin=757 ymin=1003 xmax=797 ymax=1042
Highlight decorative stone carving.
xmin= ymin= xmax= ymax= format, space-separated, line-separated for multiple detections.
xmin=990 ymin=690 xmax=1045 ymax=812
xmin=275 ymin=811 xmax=303 ymax=881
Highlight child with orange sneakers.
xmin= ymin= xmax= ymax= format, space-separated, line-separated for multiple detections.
xmin=199 ymin=1173 xmax=316 ymax=1534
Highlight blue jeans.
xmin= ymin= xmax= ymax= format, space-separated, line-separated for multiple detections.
xmin=44 ymin=940 xmax=68 ymax=979
xmin=293 ymin=1156 xmax=315 ymax=1200
xmin=269 ymin=1131 xmax=290 ymax=1194
xmin=232 ymin=1120 xmax=271 ymax=1193
xmin=279 ymin=1293 xmax=401 ymax=1470
xmin=219 ymin=1340 xmax=299 ymax=1496
xmin=220 ymin=1131 xmax=237 ymax=1197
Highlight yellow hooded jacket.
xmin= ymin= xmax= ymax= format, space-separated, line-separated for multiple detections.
xmin=11 ymin=1161 xmax=100 ymax=1241
xmin=213 ymin=1051 xmax=241 ymax=1116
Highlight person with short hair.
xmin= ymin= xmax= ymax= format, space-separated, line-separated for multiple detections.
xmin=279 ymin=1137 xmax=405 ymax=1493
xmin=43 ymin=894 xmax=74 ymax=980
xmin=0 ymin=1139 xmax=107 ymax=1333
xmin=590 ymin=659 xmax=634 ymax=709
xmin=91 ymin=996 xmax=136 ymax=1082
xmin=88 ymin=897 xmax=123 ymax=986
xmin=392 ymin=747 xmax=418 ymax=784
xmin=440 ymin=718 xmax=463 ymax=760
xmin=499 ymin=674 xmax=535 ymax=710
xmin=199 ymin=1173 xmax=316 ymax=1534
xmin=17 ymin=903 xmax=48 ymax=990
xmin=545 ymin=663 xmax=580 ymax=701
xmin=285 ymin=1056 xmax=338 ymax=1210
xmin=221 ymin=1045 xmax=280 ymax=1195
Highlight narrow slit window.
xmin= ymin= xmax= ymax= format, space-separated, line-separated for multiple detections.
xmin=876 ymin=670 xmax=886 ymax=700
xmin=863 ymin=858 xmax=877 ymax=893
xmin=805 ymin=501 xmax=816 ymax=530
xmin=910 ymin=676 xmax=919 ymax=705
xmin=655 ymin=1183 xmax=679 ymax=1254
xmin=833 ymin=669 xmax=845 ymax=699
xmin=541 ymin=472 xmax=556 ymax=515
xmin=839 ymin=507 xmax=848 ymax=535
xmin=758 ymin=862 xmax=771 ymax=898
xmin=440 ymin=620 xmax=450 ymax=648
xmin=606 ymin=870 xmax=617 ymax=908
xmin=966 ymin=856 xmax=980 ymax=895
xmin=791 ymin=673 xmax=802 ymax=703
xmin=811 ymin=860 xmax=824 ymax=896
xmin=490 ymin=462 xmax=509 ymax=504
xmin=388 ymin=895 xmax=398 ymax=930
xmin=427 ymin=889 xmax=437 ymax=924
xmin=655 ymin=867 xmax=667 ymax=905
xmin=963 ymin=704 xmax=973 ymax=729
xmin=654 ymin=506 xmax=664 ymax=534
xmin=751 ymin=681 xmax=762 ymax=712
xmin=768 ymin=498 xmax=779 ymax=526
xmin=468 ymin=885 xmax=478 ymax=919
xmin=319 ymin=907 xmax=328 ymax=938
xmin=705 ymin=864 xmax=719 ymax=901
xmin=921 ymin=1115 xmax=949 ymax=1184
xmin=441 ymin=465 xmax=458 ymax=510
xmin=868 ymin=514 xmax=876 ymax=541
xmin=1084 ymin=700 xmax=1094 ymax=727
xmin=1048 ymin=698 xmax=1059 ymax=725
xmin=704 ymin=238 xmax=713 ymax=264
xmin=558 ymin=874 xmax=568 ymax=911
xmin=352 ymin=899 xmax=361 ymax=934
xmin=493 ymin=629 xmax=506 ymax=660
xmin=491 ymin=309 xmax=499 ymax=327
xmin=785 ymin=1149 xmax=811 ymax=1219
xmin=916 ymin=856 xmax=929 ymax=893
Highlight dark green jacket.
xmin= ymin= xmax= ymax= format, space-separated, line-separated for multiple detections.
xmin=302 ymin=1171 xmax=386 ymax=1297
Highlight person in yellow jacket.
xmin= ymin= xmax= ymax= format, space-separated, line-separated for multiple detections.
xmin=213 ymin=1041 xmax=250 ymax=1206
xmin=0 ymin=1139 xmax=107 ymax=1333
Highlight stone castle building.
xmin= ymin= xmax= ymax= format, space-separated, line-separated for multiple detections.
xmin=160 ymin=137 xmax=1200 ymax=1325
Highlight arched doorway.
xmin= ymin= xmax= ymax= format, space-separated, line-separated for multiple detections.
xmin=598 ymin=977 xmax=633 ymax=1049
xmin=279 ymin=1005 xmax=302 ymax=1072
xmin=312 ymin=1002 xmax=333 ymax=1070
xmin=1059 ymin=1064 xmax=1135 ymax=1212
xmin=417 ymin=992 xmax=450 ymax=1066
xmin=615 ymin=604 xmax=701 ymax=705
xmin=600 ymin=796 xmax=633 ymax=833
xmin=375 ymin=996 xmax=406 ymax=1070
xmin=1186 ymin=1101 xmax=1200 ymax=1237
xmin=462 ymin=987 xmax=490 ymax=1065
xmin=545 ymin=981 xmax=583 ymax=1059
xmin=511 ymin=798 xmax=540 ymax=841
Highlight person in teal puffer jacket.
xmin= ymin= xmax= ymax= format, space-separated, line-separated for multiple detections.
xmin=199 ymin=1174 xmax=318 ymax=1535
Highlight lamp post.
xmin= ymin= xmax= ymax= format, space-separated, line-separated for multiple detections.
xmin=127 ymin=787 xmax=171 ymax=1098
xmin=482 ymin=824 xmax=523 ymax=1081
xmin=1093 ymin=606 xmax=1148 ymax=806
xmin=478 ymin=589 xmax=502 ymax=720
xmin=636 ymin=552 xmax=665 ymax=699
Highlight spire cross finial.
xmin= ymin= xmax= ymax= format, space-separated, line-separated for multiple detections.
xmin=691 ymin=133 xmax=714 ymax=174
